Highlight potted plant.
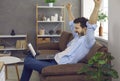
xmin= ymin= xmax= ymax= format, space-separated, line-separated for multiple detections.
xmin=45 ymin=0 xmax=56 ymax=7
xmin=78 ymin=52 xmax=119 ymax=81
xmin=98 ymin=10 xmax=107 ymax=36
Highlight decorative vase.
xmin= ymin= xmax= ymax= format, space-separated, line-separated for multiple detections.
xmin=48 ymin=3 xmax=53 ymax=7
xmin=39 ymin=28 xmax=45 ymax=35
xmin=56 ymin=29 xmax=61 ymax=35
xmin=11 ymin=29 xmax=15 ymax=36
xmin=49 ymin=30 xmax=54 ymax=35
xmin=99 ymin=23 xmax=103 ymax=36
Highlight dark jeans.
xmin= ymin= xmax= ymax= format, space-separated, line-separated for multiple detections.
xmin=20 ymin=54 xmax=57 ymax=81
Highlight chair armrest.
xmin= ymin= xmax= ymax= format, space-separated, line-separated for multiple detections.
xmin=42 ymin=63 xmax=86 ymax=76
xmin=38 ymin=42 xmax=59 ymax=50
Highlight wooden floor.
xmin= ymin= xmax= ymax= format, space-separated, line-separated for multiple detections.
xmin=6 ymin=64 xmax=40 ymax=81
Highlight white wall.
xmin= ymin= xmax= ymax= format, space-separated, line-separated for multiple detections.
xmin=109 ymin=0 xmax=120 ymax=81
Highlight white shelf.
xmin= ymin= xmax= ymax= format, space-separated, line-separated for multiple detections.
xmin=37 ymin=35 xmax=60 ymax=37
xmin=37 ymin=6 xmax=64 ymax=9
xmin=0 ymin=47 xmax=26 ymax=51
xmin=0 ymin=35 xmax=27 ymax=38
xmin=37 ymin=21 xmax=64 ymax=23
xmin=95 ymin=33 xmax=108 ymax=42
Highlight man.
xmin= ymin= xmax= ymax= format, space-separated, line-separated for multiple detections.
xmin=20 ymin=0 xmax=101 ymax=81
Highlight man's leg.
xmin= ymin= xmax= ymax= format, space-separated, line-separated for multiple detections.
xmin=20 ymin=65 xmax=33 ymax=81
xmin=20 ymin=54 xmax=57 ymax=81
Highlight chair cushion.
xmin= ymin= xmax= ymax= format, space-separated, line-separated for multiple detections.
xmin=59 ymin=31 xmax=72 ymax=51
xmin=42 ymin=63 xmax=86 ymax=76
xmin=44 ymin=75 xmax=94 ymax=81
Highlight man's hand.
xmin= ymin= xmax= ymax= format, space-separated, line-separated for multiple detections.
xmin=88 ymin=0 xmax=102 ymax=24
xmin=66 ymin=3 xmax=72 ymax=10
xmin=66 ymin=3 xmax=74 ymax=21
xmin=94 ymin=0 xmax=102 ymax=8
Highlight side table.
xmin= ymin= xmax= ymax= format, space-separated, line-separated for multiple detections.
xmin=0 ymin=56 xmax=21 ymax=81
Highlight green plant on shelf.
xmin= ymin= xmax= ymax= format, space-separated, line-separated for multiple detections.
xmin=78 ymin=52 xmax=119 ymax=81
xmin=98 ymin=10 xmax=107 ymax=22
xmin=45 ymin=0 xmax=56 ymax=3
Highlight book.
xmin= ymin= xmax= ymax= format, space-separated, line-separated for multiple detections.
xmin=28 ymin=43 xmax=36 ymax=57
xmin=16 ymin=40 xmax=26 ymax=49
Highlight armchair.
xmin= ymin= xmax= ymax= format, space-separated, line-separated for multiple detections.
xmin=37 ymin=31 xmax=109 ymax=81
xmin=38 ymin=31 xmax=73 ymax=54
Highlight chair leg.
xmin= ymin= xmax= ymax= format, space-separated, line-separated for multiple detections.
xmin=5 ymin=65 xmax=8 ymax=80
xmin=15 ymin=64 xmax=20 ymax=81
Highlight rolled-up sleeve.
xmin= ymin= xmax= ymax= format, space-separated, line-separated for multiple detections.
xmin=85 ymin=22 xmax=97 ymax=48
xmin=69 ymin=21 xmax=78 ymax=37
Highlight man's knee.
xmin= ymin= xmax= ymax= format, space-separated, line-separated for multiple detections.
xmin=24 ymin=56 xmax=33 ymax=66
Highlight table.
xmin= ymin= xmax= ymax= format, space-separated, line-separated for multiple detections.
xmin=0 ymin=56 xmax=21 ymax=81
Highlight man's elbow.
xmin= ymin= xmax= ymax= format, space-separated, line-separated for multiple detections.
xmin=88 ymin=20 xmax=97 ymax=24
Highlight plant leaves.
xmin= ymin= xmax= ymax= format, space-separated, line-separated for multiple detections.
xmin=106 ymin=69 xmax=119 ymax=79
xmin=98 ymin=60 xmax=106 ymax=64
xmin=98 ymin=10 xmax=107 ymax=22
xmin=78 ymin=52 xmax=119 ymax=81
xmin=78 ymin=65 xmax=89 ymax=74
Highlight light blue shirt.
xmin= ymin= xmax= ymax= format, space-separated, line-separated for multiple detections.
xmin=54 ymin=21 xmax=97 ymax=64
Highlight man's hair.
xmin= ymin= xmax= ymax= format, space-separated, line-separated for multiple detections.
xmin=74 ymin=17 xmax=88 ymax=28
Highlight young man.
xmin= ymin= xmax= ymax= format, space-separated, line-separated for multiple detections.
xmin=20 ymin=0 xmax=101 ymax=81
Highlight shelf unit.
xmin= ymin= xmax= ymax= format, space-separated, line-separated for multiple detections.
xmin=0 ymin=35 xmax=27 ymax=51
xmin=36 ymin=4 xmax=65 ymax=50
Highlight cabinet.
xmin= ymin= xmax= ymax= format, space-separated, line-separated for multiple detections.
xmin=0 ymin=35 xmax=27 ymax=52
xmin=36 ymin=4 xmax=65 ymax=50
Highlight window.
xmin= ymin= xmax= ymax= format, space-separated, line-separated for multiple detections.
xmin=101 ymin=0 xmax=108 ymax=34
xmin=81 ymin=0 xmax=108 ymax=40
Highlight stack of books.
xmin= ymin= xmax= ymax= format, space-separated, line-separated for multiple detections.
xmin=0 ymin=44 xmax=4 ymax=49
xmin=16 ymin=40 xmax=26 ymax=49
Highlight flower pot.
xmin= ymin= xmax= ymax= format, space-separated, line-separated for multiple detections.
xmin=48 ymin=3 xmax=53 ymax=7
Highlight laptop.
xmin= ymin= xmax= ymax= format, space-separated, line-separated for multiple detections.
xmin=28 ymin=43 xmax=55 ymax=60
xmin=28 ymin=43 xmax=36 ymax=57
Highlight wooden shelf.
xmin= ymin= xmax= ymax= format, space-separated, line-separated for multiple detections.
xmin=37 ymin=6 xmax=64 ymax=9
xmin=37 ymin=35 xmax=60 ymax=37
xmin=0 ymin=47 xmax=26 ymax=51
xmin=37 ymin=21 xmax=64 ymax=23
xmin=0 ymin=35 xmax=27 ymax=38
xmin=0 ymin=34 xmax=27 ymax=51
xmin=36 ymin=4 xmax=65 ymax=50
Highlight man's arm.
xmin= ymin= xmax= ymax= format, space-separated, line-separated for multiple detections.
xmin=85 ymin=0 xmax=102 ymax=48
xmin=66 ymin=3 xmax=78 ymax=37
xmin=66 ymin=3 xmax=75 ymax=21
xmin=88 ymin=0 xmax=102 ymax=24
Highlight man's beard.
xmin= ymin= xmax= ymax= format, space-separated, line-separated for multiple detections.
xmin=76 ymin=31 xmax=84 ymax=36
xmin=80 ymin=32 xmax=84 ymax=36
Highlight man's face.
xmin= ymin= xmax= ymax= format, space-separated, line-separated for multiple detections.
xmin=74 ymin=23 xmax=83 ymax=34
